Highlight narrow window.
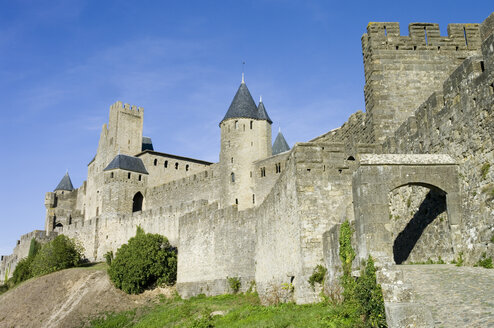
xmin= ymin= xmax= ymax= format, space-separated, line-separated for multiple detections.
xmin=490 ymin=83 xmax=494 ymax=94
xmin=424 ymin=26 xmax=428 ymax=46
xmin=413 ymin=45 xmax=417 ymax=50
xmin=395 ymin=45 xmax=399 ymax=50
xmin=110 ymin=172 xmax=114 ymax=178
xmin=260 ymin=167 xmax=266 ymax=177
xmin=252 ymin=194 xmax=255 ymax=204
xmin=231 ymin=157 xmax=234 ymax=163
xmin=69 ymin=215 xmax=72 ymax=225
xmin=463 ymin=26 xmax=468 ymax=46
xmin=384 ymin=25 xmax=387 ymax=36
xmin=235 ymin=198 xmax=238 ymax=205
xmin=250 ymin=171 xmax=252 ymax=178
xmin=186 ymin=164 xmax=189 ymax=171
xmin=480 ymin=61 xmax=485 ymax=72
xmin=235 ymin=120 xmax=238 ymax=129
xmin=175 ymin=162 xmax=179 ymax=170
xmin=243 ymin=124 xmax=245 ymax=131
xmin=128 ymin=172 xmax=131 ymax=179
xmin=164 ymin=160 xmax=168 ymax=168
xmin=231 ymin=172 xmax=235 ymax=182
xmin=154 ymin=159 xmax=158 ymax=166
xmin=138 ymin=174 xmax=142 ymax=181
xmin=250 ymin=121 xmax=253 ymax=129
xmin=128 ymin=139 xmax=130 ymax=145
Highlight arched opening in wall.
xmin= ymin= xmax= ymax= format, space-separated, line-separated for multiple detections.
xmin=54 ymin=222 xmax=63 ymax=232
xmin=164 ymin=160 xmax=168 ymax=168
xmin=132 ymin=192 xmax=144 ymax=212
xmin=186 ymin=164 xmax=189 ymax=171
xmin=68 ymin=215 xmax=72 ymax=225
xmin=52 ymin=215 xmax=57 ymax=229
xmin=154 ymin=159 xmax=158 ymax=166
xmin=231 ymin=172 xmax=235 ymax=183
xmin=388 ymin=184 xmax=453 ymax=264
xmin=347 ymin=156 xmax=355 ymax=161
xmin=175 ymin=163 xmax=179 ymax=170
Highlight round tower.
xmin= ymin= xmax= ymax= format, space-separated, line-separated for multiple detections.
xmin=219 ymin=76 xmax=272 ymax=209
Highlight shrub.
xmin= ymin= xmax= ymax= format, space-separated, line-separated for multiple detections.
xmin=11 ymin=257 xmax=33 ymax=285
xmin=474 ymin=252 xmax=493 ymax=269
xmin=30 ymin=235 xmax=84 ymax=276
xmin=28 ymin=238 xmax=41 ymax=258
xmin=108 ymin=228 xmax=177 ymax=294
xmin=308 ymin=265 xmax=327 ymax=288
xmin=453 ymin=252 xmax=464 ymax=267
xmin=104 ymin=251 xmax=113 ymax=266
xmin=227 ymin=277 xmax=241 ymax=294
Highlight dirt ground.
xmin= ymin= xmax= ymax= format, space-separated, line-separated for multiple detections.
xmin=0 ymin=264 xmax=174 ymax=328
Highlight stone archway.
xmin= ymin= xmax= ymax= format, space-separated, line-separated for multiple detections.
xmin=389 ymin=184 xmax=453 ymax=264
xmin=132 ymin=192 xmax=144 ymax=212
xmin=352 ymin=154 xmax=461 ymax=263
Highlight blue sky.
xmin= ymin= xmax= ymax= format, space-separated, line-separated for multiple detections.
xmin=0 ymin=0 xmax=492 ymax=255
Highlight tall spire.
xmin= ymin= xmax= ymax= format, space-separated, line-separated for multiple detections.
xmin=272 ymin=130 xmax=290 ymax=155
xmin=54 ymin=172 xmax=75 ymax=192
xmin=257 ymin=97 xmax=273 ymax=124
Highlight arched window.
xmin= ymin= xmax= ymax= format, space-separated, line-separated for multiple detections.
xmin=132 ymin=192 xmax=144 ymax=212
xmin=69 ymin=215 xmax=72 ymax=225
xmin=175 ymin=162 xmax=179 ymax=170
xmin=164 ymin=160 xmax=168 ymax=168
xmin=128 ymin=172 xmax=131 ymax=179
xmin=231 ymin=172 xmax=235 ymax=182
xmin=347 ymin=156 xmax=355 ymax=161
xmin=186 ymin=164 xmax=189 ymax=171
xmin=250 ymin=121 xmax=253 ymax=129
xmin=154 ymin=159 xmax=158 ymax=166
xmin=235 ymin=120 xmax=238 ymax=129
xmin=110 ymin=172 xmax=114 ymax=178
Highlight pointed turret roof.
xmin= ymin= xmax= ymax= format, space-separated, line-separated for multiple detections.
xmin=257 ymin=97 xmax=273 ymax=124
xmin=220 ymin=81 xmax=259 ymax=125
xmin=141 ymin=136 xmax=154 ymax=151
xmin=272 ymin=130 xmax=290 ymax=155
xmin=54 ymin=172 xmax=75 ymax=191
xmin=104 ymin=154 xmax=149 ymax=174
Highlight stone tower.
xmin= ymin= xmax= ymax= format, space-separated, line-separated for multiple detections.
xmin=219 ymin=77 xmax=272 ymax=210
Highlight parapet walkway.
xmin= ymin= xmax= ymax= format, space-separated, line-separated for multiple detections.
xmin=396 ymin=264 xmax=494 ymax=327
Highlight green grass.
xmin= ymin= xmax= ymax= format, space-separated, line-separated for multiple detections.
xmin=87 ymin=293 xmax=361 ymax=328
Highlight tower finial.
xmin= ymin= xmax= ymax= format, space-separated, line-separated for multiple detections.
xmin=260 ymin=95 xmax=262 ymax=103
xmin=241 ymin=61 xmax=245 ymax=83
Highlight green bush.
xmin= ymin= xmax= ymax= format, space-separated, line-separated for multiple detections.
xmin=28 ymin=238 xmax=42 ymax=258
xmin=104 ymin=251 xmax=113 ymax=266
xmin=108 ymin=228 xmax=177 ymax=294
xmin=308 ymin=265 xmax=327 ymax=288
xmin=474 ymin=252 xmax=493 ymax=269
xmin=11 ymin=257 xmax=33 ymax=285
xmin=227 ymin=277 xmax=241 ymax=294
xmin=30 ymin=235 xmax=84 ymax=276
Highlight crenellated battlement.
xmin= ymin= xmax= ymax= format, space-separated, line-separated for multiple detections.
xmin=110 ymin=100 xmax=144 ymax=117
xmin=363 ymin=22 xmax=481 ymax=51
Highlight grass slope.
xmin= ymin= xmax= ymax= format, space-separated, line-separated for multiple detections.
xmin=87 ymin=293 xmax=360 ymax=328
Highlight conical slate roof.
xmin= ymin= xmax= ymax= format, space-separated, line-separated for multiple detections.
xmin=220 ymin=82 xmax=259 ymax=125
xmin=104 ymin=154 xmax=149 ymax=174
xmin=257 ymin=99 xmax=273 ymax=124
xmin=54 ymin=172 xmax=74 ymax=191
xmin=142 ymin=136 xmax=154 ymax=151
xmin=272 ymin=131 xmax=290 ymax=155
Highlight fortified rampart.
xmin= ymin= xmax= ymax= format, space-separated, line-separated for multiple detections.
xmin=1 ymin=15 xmax=493 ymax=327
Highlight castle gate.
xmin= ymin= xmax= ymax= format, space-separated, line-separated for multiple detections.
xmin=352 ymin=154 xmax=461 ymax=264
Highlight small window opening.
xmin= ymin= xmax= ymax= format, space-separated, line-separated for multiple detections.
xmin=128 ymin=172 xmax=131 ymax=179
xmin=250 ymin=121 xmax=253 ymax=129
xmin=307 ymin=168 xmax=311 ymax=172
xmin=164 ymin=160 xmax=168 ymax=168
xmin=424 ymin=27 xmax=428 ymax=46
xmin=437 ymin=46 xmax=441 ymax=51
xmin=235 ymin=120 xmax=238 ymax=129
xmin=253 ymin=194 xmax=255 ymax=204
xmin=290 ymin=276 xmax=295 ymax=283
xmin=384 ymin=25 xmax=387 ymax=36
xmin=323 ymin=165 xmax=326 ymax=172
xmin=338 ymin=169 xmax=342 ymax=174
xmin=17 ymin=240 xmax=20 ymax=245
xmin=69 ymin=215 xmax=72 ymax=225
xmin=347 ymin=156 xmax=355 ymax=161
xmin=175 ymin=162 xmax=179 ymax=170
xmin=138 ymin=174 xmax=142 ymax=181
xmin=395 ymin=45 xmax=399 ymax=50
xmin=154 ymin=159 xmax=158 ymax=166
xmin=231 ymin=172 xmax=235 ymax=183
xmin=235 ymin=198 xmax=238 ymax=205
xmin=243 ymin=124 xmax=245 ymax=131
xmin=231 ymin=157 xmax=234 ymax=163
xmin=456 ymin=46 xmax=459 ymax=51
xmin=250 ymin=171 xmax=252 ymax=178
xmin=413 ymin=45 xmax=417 ymax=50
xmin=490 ymin=83 xmax=494 ymax=94
xmin=186 ymin=164 xmax=189 ymax=171
xmin=110 ymin=172 xmax=114 ymax=178
xmin=480 ymin=61 xmax=485 ymax=72
xmin=128 ymin=139 xmax=130 ymax=145
xmin=275 ymin=163 xmax=281 ymax=173
xmin=260 ymin=167 xmax=266 ymax=177
xmin=463 ymin=26 xmax=468 ymax=46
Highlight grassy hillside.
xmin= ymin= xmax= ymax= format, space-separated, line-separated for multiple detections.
xmin=87 ymin=292 xmax=361 ymax=328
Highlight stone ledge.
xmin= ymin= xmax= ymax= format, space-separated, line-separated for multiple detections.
xmin=359 ymin=154 xmax=456 ymax=166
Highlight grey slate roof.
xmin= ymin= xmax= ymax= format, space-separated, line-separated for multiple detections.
xmin=142 ymin=136 xmax=154 ymax=151
xmin=104 ymin=154 xmax=149 ymax=174
xmin=54 ymin=172 xmax=75 ymax=191
xmin=220 ymin=82 xmax=272 ymax=125
xmin=272 ymin=131 xmax=290 ymax=155
xmin=257 ymin=100 xmax=273 ymax=124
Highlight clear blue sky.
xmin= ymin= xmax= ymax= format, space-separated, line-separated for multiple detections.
xmin=0 ymin=0 xmax=492 ymax=255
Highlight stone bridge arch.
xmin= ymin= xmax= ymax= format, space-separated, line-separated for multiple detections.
xmin=352 ymin=154 xmax=461 ymax=264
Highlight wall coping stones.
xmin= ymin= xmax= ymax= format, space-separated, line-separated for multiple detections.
xmin=358 ymin=154 xmax=456 ymax=166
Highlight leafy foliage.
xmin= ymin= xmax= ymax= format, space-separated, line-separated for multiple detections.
xmin=474 ymin=252 xmax=493 ymax=269
xmin=338 ymin=221 xmax=387 ymax=327
xmin=481 ymin=163 xmax=490 ymax=180
xmin=28 ymin=238 xmax=42 ymax=258
xmin=104 ymin=251 xmax=113 ymax=266
xmin=227 ymin=277 xmax=241 ymax=294
xmin=30 ymin=235 xmax=84 ymax=276
xmin=11 ymin=257 xmax=33 ymax=285
xmin=108 ymin=228 xmax=177 ymax=294
xmin=308 ymin=264 xmax=327 ymax=288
